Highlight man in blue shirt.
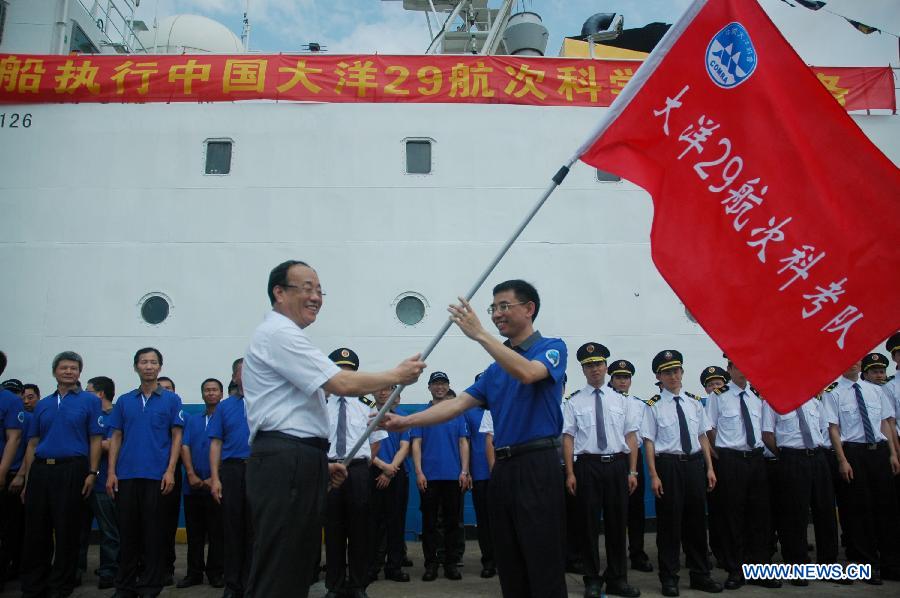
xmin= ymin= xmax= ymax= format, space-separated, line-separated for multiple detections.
xmin=209 ymin=358 xmax=252 ymax=598
xmin=0 ymin=351 xmax=25 ymax=591
xmin=179 ymin=378 xmax=225 ymax=589
xmin=384 ymin=279 xmax=569 ymax=597
xmin=85 ymin=376 xmax=119 ymax=590
xmin=463 ymin=400 xmax=495 ymax=579
xmin=368 ymin=385 xmax=411 ymax=583
xmin=106 ymin=347 xmax=185 ymax=598
xmin=17 ymin=351 xmax=103 ymax=598
xmin=156 ymin=375 xmax=181 ymax=587
xmin=411 ymin=371 xmax=470 ymax=583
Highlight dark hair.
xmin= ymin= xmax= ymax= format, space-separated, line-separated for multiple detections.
xmin=492 ymin=279 xmax=540 ymax=321
xmin=232 ymin=357 xmax=244 ymax=373
xmin=52 ymin=351 xmax=84 ymax=372
xmin=87 ymin=376 xmax=114 ymax=400
xmin=133 ymin=347 xmax=163 ymax=367
xmin=157 ymin=376 xmax=175 ymax=390
xmin=447 ymin=389 xmax=457 ymax=397
xmin=267 ymin=260 xmax=310 ymax=305
xmin=0 ymin=351 xmax=6 ymax=376
xmin=201 ymin=378 xmax=224 ymax=392
xmin=23 ymin=383 xmax=40 ymax=397
xmin=227 ymin=380 xmax=239 ymax=394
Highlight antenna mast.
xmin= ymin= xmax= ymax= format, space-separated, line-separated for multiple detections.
xmin=241 ymin=0 xmax=251 ymax=51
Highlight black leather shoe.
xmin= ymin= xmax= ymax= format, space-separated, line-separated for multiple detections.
xmin=631 ymin=559 xmax=654 ymax=572
xmin=208 ymin=576 xmax=225 ymax=588
xmin=480 ymin=567 xmax=496 ymax=578
xmin=606 ymin=581 xmax=641 ymax=597
xmin=444 ymin=565 xmax=462 ymax=580
xmin=422 ymin=565 xmax=439 ymax=582
xmin=583 ymin=582 xmax=603 ymax=598
xmin=176 ymin=576 xmax=203 ymax=588
xmin=689 ymin=576 xmax=723 ymax=593
xmin=747 ymin=578 xmax=781 ymax=588
xmin=661 ymin=582 xmax=679 ymax=597
xmin=402 ymin=556 xmax=413 ymax=567
xmin=723 ymin=574 xmax=743 ymax=590
xmin=162 ymin=574 xmax=174 ymax=587
xmin=98 ymin=577 xmax=116 ymax=590
xmin=384 ymin=569 xmax=410 ymax=582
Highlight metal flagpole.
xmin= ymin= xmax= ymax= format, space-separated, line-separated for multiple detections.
xmin=340 ymin=156 xmax=577 ymax=463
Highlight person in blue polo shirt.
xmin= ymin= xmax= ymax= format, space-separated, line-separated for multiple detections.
xmin=411 ymin=371 xmax=470 ymax=583
xmin=462 ymin=396 xmax=495 ymax=579
xmin=384 ymin=279 xmax=569 ymax=598
xmin=0 ymin=351 xmax=25 ymax=591
xmin=17 ymin=351 xmax=103 ymax=598
xmin=178 ymin=378 xmax=225 ymax=590
xmin=106 ymin=347 xmax=185 ymax=598
xmin=209 ymin=357 xmax=252 ymax=598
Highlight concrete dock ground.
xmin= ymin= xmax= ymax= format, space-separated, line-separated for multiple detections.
xmin=1 ymin=535 xmax=894 ymax=597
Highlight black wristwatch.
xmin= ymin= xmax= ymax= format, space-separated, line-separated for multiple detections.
xmin=87 ymin=470 xmax=100 ymax=477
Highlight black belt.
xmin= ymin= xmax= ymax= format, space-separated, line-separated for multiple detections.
xmin=656 ymin=452 xmax=703 ymax=462
xmin=495 ymin=436 xmax=559 ymax=461
xmin=779 ymin=447 xmax=820 ymax=457
xmin=329 ymin=458 xmax=368 ymax=465
xmin=844 ymin=441 xmax=886 ymax=451
xmin=223 ymin=457 xmax=248 ymax=464
xmin=254 ymin=431 xmax=329 ymax=452
xmin=719 ymin=447 xmax=764 ymax=458
xmin=35 ymin=456 xmax=86 ymax=465
xmin=577 ymin=452 xmax=626 ymax=463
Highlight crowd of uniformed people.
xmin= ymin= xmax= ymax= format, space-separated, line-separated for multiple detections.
xmin=1 ymin=302 xmax=899 ymax=598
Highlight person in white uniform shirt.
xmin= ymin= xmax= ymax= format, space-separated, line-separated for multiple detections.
xmin=241 ymin=260 xmax=425 ymax=598
xmin=705 ymin=356 xmax=778 ymax=590
xmin=761 ymin=396 xmax=839 ymax=584
xmin=884 ymin=333 xmax=900 ymax=502
xmin=824 ymin=359 xmax=900 ymax=585
xmin=562 ymin=343 xmax=641 ymax=598
xmin=641 ymin=349 xmax=721 ymax=597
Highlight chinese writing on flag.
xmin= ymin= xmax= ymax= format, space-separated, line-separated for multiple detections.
xmin=579 ymin=0 xmax=900 ymax=413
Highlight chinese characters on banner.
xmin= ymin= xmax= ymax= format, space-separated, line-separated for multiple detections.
xmin=0 ymin=53 xmax=893 ymax=111
xmin=579 ymin=0 xmax=900 ymax=413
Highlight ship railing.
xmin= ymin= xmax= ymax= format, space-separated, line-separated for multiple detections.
xmin=74 ymin=0 xmax=148 ymax=53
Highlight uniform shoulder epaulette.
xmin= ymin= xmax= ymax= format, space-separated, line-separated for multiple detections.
xmin=685 ymin=391 xmax=701 ymax=401
xmin=713 ymin=384 xmax=730 ymax=395
xmin=646 ymin=394 xmax=660 ymax=407
xmin=888 ymin=375 xmax=895 ymax=382
xmin=749 ymin=385 xmax=763 ymax=399
xmin=565 ymin=389 xmax=581 ymax=401
xmin=823 ymin=382 xmax=838 ymax=393
xmin=359 ymin=396 xmax=374 ymax=407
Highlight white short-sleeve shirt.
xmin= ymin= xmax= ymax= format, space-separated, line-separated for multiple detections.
xmin=641 ymin=388 xmax=710 ymax=455
xmin=706 ymin=383 xmax=764 ymax=450
xmin=562 ymin=384 xmax=641 ymax=455
xmin=243 ymin=311 xmax=341 ymax=441
xmin=479 ymin=410 xmax=494 ymax=435
xmin=761 ymin=398 xmax=825 ymax=449
xmin=824 ymin=376 xmax=891 ymax=443
xmin=325 ymin=395 xmax=387 ymax=460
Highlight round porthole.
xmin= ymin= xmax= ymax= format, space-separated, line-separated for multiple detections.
xmin=140 ymin=294 xmax=171 ymax=325
xmin=394 ymin=293 xmax=427 ymax=326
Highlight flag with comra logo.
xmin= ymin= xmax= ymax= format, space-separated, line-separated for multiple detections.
xmin=578 ymin=0 xmax=900 ymax=413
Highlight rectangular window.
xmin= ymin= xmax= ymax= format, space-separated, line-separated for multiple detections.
xmin=406 ymin=140 xmax=432 ymax=174
xmin=596 ymin=169 xmax=621 ymax=182
xmin=205 ymin=140 xmax=233 ymax=175
xmin=69 ymin=22 xmax=99 ymax=54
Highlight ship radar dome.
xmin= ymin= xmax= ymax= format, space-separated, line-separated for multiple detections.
xmin=138 ymin=14 xmax=243 ymax=54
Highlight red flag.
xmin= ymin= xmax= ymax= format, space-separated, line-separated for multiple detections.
xmin=579 ymin=0 xmax=900 ymax=413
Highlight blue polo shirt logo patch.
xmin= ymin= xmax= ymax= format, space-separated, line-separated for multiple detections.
xmin=545 ymin=349 xmax=560 ymax=368
xmin=17 ymin=411 xmax=24 ymax=423
xmin=98 ymin=416 xmax=105 ymax=428
xmin=178 ymin=409 xmax=185 ymax=423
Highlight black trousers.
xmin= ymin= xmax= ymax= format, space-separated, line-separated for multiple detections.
xmin=420 ymin=479 xmax=462 ymax=568
xmin=776 ymin=449 xmax=838 ymax=565
xmin=471 ymin=478 xmax=495 ymax=568
xmin=654 ymin=455 xmax=711 ymax=584
xmin=765 ymin=457 xmax=781 ymax=557
xmin=714 ymin=450 xmax=771 ymax=574
xmin=221 ymin=458 xmax=253 ymax=595
xmin=183 ymin=492 xmax=224 ymax=580
xmin=627 ymin=449 xmax=649 ymax=563
xmin=0 ymin=471 xmax=25 ymax=582
xmin=826 ymin=448 xmax=855 ymax=559
xmin=840 ymin=443 xmax=900 ymax=570
xmin=575 ymin=456 xmax=629 ymax=585
xmin=21 ymin=458 xmax=87 ymax=598
xmin=161 ymin=464 xmax=182 ymax=576
xmin=245 ymin=433 xmax=328 ymax=598
xmin=368 ymin=466 xmax=408 ymax=574
xmin=115 ymin=478 xmax=165 ymax=596
xmin=563 ymin=464 xmax=582 ymax=567
xmin=489 ymin=447 xmax=567 ymax=598
xmin=325 ymin=460 xmax=370 ymax=592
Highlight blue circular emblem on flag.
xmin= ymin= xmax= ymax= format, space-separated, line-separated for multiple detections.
xmin=706 ymin=22 xmax=757 ymax=88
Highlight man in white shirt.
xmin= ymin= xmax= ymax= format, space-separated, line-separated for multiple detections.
xmin=825 ymin=359 xmax=900 ymax=584
xmin=242 ymin=260 xmax=425 ymax=598
xmin=705 ymin=357 xmax=778 ymax=589
xmin=562 ymin=343 xmax=641 ymax=598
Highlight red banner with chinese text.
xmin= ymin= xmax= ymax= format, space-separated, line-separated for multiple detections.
xmin=0 ymin=53 xmax=893 ymax=111
xmin=812 ymin=66 xmax=895 ymax=111
xmin=579 ymin=0 xmax=900 ymax=413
